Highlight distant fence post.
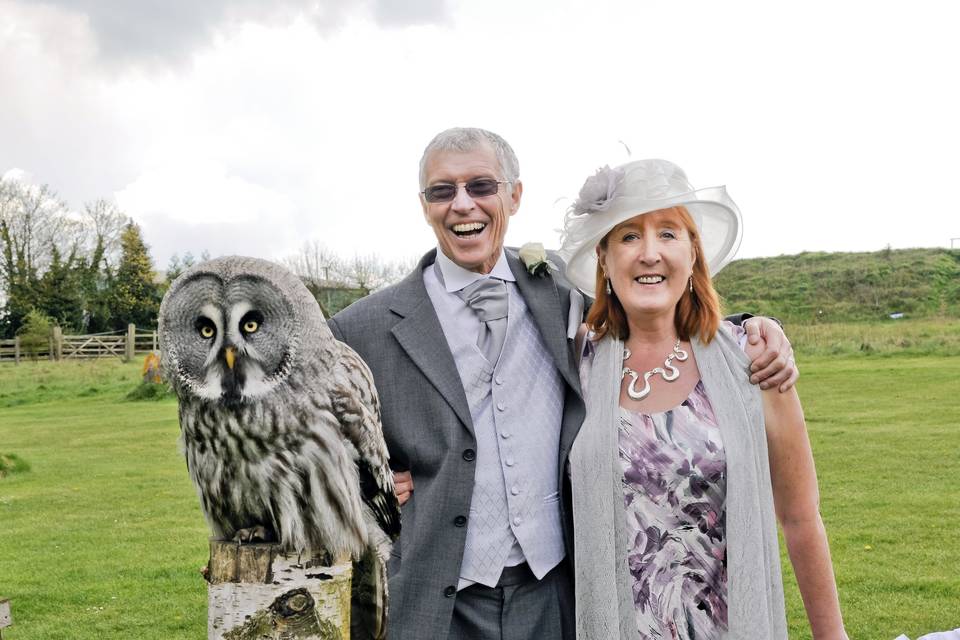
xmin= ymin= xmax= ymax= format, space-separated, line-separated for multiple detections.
xmin=152 ymin=331 xmax=157 ymax=353
xmin=13 ymin=337 xmax=20 ymax=365
xmin=125 ymin=324 xmax=136 ymax=362
xmin=52 ymin=326 xmax=63 ymax=361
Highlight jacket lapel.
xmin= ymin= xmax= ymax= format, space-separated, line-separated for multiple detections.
xmin=389 ymin=251 xmax=474 ymax=434
xmin=507 ymin=250 xmax=581 ymax=394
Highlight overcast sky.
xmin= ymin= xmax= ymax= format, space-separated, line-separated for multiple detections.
xmin=3 ymin=0 xmax=959 ymax=270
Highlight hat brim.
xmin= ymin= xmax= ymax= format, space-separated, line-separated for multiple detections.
xmin=559 ymin=185 xmax=742 ymax=299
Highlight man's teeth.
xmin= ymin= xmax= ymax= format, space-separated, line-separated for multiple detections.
xmin=452 ymin=222 xmax=486 ymax=234
xmin=635 ymin=275 xmax=665 ymax=284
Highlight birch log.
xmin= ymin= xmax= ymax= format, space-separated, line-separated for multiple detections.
xmin=0 ymin=598 xmax=11 ymax=629
xmin=206 ymin=540 xmax=352 ymax=640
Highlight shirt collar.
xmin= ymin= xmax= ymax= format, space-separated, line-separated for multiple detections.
xmin=435 ymin=248 xmax=515 ymax=293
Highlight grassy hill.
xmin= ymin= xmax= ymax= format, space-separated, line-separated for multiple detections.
xmin=714 ymin=247 xmax=960 ymax=324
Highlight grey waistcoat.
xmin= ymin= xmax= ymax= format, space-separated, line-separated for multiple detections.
xmin=442 ymin=285 xmax=566 ymax=587
xmin=571 ymin=325 xmax=787 ymax=639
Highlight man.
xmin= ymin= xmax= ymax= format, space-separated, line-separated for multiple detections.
xmin=328 ymin=128 xmax=796 ymax=640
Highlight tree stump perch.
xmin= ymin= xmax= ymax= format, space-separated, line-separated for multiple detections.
xmin=207 ymin=540 xmax=352 ymax=640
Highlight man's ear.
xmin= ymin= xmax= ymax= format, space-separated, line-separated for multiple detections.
xmin=420 ymin=193 xmax=429 ymax=220
xmin=508 ymin=180 xmax=523 ymax=216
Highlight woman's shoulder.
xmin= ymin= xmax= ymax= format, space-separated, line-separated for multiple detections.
xmin=698 ymin=320 xmax=754 ymax=375
xmin=718 ymin=319 xmax=748 ymax=351
xmin=576 ymin=326 xmax=602 ymax=393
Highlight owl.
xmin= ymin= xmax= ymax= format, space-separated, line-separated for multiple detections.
xmin=158 ymin=255 xmax=400 ymax=640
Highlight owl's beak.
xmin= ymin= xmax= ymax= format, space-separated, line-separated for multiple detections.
xmin=224 ymin=346 xmax=237 ymax=369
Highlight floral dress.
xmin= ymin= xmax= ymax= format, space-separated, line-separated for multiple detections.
xmin=581 ymin=326 xmax=745 ymax=640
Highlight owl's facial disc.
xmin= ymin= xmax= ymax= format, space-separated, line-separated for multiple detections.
xmin=167 ymin=274 xmax=295 ymax=405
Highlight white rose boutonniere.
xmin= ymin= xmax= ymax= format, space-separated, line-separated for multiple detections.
xmin=519 ymin=242 xmax=555 ymax=277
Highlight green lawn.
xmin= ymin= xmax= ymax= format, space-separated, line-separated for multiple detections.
xmin=0 ymin=360 xmax=207 ymax=639
xmin=1 ymin=353 xmax=958 ymax=639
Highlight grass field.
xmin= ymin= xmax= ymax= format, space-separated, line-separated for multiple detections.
xmin=787 ymin=318 xmax=960 ymax=358
xmin=1 ymin=338 xmax=958 ymax=639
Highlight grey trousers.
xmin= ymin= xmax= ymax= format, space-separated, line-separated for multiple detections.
xmin=447 ymin=561 xmax=574 ymax=640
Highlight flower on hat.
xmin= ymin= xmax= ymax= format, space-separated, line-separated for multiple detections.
xmin=519 ymin=242 xmax=554 ymax=277
xmin=571 ymin=165 xmax=625 ymax=216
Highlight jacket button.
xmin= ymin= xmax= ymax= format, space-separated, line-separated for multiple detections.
xmin=462 ymin=449 xmax=476 ymax=461
xmin=454 ymin=515 xmax=467 ymax=527
xmin=444 ymin=585 xmax=456 ymax=597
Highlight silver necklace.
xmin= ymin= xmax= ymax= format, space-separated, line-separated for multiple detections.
xmin=621 ymin=338 xmax=689 ymax=400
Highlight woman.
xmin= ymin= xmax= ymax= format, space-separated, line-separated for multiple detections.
xmin=559 ymin=159 xmax=846 ymax=640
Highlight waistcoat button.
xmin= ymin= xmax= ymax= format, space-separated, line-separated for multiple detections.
xmin=462 ymin=449 xmax=476 ymax=461
xmin=444 ymin=585 xmax=456 ymax=597
xmin=454 ymin=515 xmax=467 ymax=527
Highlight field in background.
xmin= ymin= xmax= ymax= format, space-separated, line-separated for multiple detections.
xmin=716 ymin=247 xmax=960 ymax=324
xmin=1 ymin=340 xmax=959 ymax=639
xmin=0 ymin=360 xmax=207 ymax=638
xmin=789 ymin=318 xmax=960 ymax=357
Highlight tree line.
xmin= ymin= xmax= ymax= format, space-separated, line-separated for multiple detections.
xmin=1 ymin=175 xmax=413 ymax=340
xmin=0 ymin=179 xmax=158 ymax=339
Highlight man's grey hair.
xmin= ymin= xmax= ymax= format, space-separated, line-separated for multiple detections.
xmin=418 ymin=127 xmax=520 ymax=190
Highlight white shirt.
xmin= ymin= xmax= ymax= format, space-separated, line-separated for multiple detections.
xmin=433 ymin=248 xmax=516 ymax=291
xmin=424 ymin=249 xmax=517 ymax=356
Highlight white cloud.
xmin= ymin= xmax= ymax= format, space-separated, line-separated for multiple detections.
xmin=19 ymin=0 xmax=452 ymax=66
xmin=115 ymin=160 xmax=296 ymax=225
xmin=2 ymin=0 xmax=959 ymax=273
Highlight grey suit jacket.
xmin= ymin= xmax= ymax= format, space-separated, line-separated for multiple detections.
xmin=328 ymin=248 xmax=585 ymax=640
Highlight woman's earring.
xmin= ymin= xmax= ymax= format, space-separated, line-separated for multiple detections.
xmin=606 ymin=278 xmax=612 ymax=295
xmin=688 ymin=276 xmax=694 ymax=294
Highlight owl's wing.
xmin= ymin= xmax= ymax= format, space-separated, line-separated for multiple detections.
xmin=331 ymin=341 xmax=401 ymax=541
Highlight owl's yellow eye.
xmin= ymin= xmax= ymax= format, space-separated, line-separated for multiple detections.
xmin=199 ymin=324 xmax=215 ymax=339
xmin=242 ymin=320 xmax=259 ymax=334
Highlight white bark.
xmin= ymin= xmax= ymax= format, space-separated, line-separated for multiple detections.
xmin=206 ymin=541 xmax=351 ymax=640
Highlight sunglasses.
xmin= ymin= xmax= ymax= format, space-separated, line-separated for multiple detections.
xmin=421 ymin=178 xmax=510 ymax=203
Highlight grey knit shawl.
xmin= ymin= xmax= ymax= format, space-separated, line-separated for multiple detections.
xmin=570 ymin=326 xmax=788 ymax=639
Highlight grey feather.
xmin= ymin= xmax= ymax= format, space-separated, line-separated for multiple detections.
xmin=158 ymin=255 xmax=399 ymax=640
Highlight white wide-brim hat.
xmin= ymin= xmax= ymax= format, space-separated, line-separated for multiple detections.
xmin=558 ymin=158 xmax=742 ymax=298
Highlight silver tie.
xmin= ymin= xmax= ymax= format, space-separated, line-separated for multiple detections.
xmin=458 ymin=277 xmax=509 ymax=363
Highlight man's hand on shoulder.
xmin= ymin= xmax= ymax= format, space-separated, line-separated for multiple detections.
xmin=743 ymin=317 xmax=798 ymax=393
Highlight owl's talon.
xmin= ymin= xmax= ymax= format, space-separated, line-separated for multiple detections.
xmin=233 ymin=525 xmax=270 ymax=544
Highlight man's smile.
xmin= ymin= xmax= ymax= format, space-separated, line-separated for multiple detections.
xmin=451 ymin=221 xmax=488 ymax=238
